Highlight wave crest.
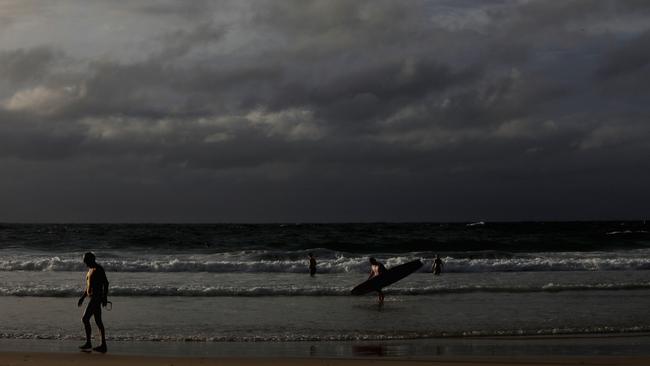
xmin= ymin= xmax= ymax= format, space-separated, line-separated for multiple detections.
xmin=1 ymin=253 xmax=649 ymax=273
xmin=2 ymin=282 xmax=649 ymax=297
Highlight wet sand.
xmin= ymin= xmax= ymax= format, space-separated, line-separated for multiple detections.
xmin=0 ymin=352 xmax=649 ymax=366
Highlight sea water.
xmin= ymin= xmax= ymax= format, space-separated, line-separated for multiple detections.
xmin=0 ymin=222 xmax=649 ymax=355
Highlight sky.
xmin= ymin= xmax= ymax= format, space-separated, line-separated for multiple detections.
xmin=1 ymin=0 xmax=649 ymax=223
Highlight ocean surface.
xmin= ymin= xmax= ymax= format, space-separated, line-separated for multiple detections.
xmin=1 ymin=222 xmax=649 ymax=354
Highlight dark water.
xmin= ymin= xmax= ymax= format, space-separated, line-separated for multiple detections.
xmin=1 ymin=221 xmax=649 ymax=253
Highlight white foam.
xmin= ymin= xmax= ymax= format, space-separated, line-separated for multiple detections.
xmin=2 ymin=281 xmax=649 ymax=297
xmin=2 ymin=325 xmax=648 ymax=342
xmin=1 ymin=250 xmax=649 ymax=273
xmin=606 ymin=230 xmax=648 ymax=235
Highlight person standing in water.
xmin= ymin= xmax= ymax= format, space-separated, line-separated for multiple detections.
xmin=368 ymin=257 xmax=387 ymax=305
xmin=78 ymin=252 xmax=109 ymax=353
xmin=308 ymin=252 xmax=317 ymax=277
xmin=432 ymin=254 xmax=444 ymax=276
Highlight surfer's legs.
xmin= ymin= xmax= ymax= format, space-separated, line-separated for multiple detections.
xmin=377 ymin=290 xmax=384 ymax=304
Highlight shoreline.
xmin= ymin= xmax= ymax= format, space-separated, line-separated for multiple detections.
xmin=0 ymin=352 xmax=649 ymax=366
xmin=1 ymin=333 xmax=649 ymax=359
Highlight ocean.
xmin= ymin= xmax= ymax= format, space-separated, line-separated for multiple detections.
xmin=1 ymin=222 xmax=649 ymax=356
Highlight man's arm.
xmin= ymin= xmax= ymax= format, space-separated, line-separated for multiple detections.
xmin=102 ymin=281 xmax=109 ymax=306
xmin=368 ymin=266 xmax=375 ymax=280
xmin=77 ymin=292 xmax=86 ymax=307
xmin=101 ymin=271 xmax=110 ymax=306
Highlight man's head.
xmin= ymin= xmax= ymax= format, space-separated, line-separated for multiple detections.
xmin=83 ymin=252 xmax=96 ymax=267
xmin=308 ymin=252 xmax=313 ymax=257
xmin=369 ymin=257 xmax=377 ymax=265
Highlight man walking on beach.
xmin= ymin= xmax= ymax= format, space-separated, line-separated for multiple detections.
xmin=78 ymin=252 xmax=109 ymax=353
xmin=368 ymin=257 xmax=387 ymax=305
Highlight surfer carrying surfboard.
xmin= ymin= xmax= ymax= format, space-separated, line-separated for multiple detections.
xmin=351 ymin=259 xmax=423 ymax=305
xmin=368 ymin=257 xmax=387 ymax=304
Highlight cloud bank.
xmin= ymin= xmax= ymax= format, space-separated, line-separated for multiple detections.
xmin=1 ymin=0 xmax=649 ymax=222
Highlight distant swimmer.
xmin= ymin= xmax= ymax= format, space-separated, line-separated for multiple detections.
xmin=368 ymin=257 xmax=387 ymax=305
xmin=432 ymin=254 xmax=444 ymax=276
xmin=78 ymin=252 xmax=110 ymax=353
xmin=308 ymin=252 xmax=317 ymax=277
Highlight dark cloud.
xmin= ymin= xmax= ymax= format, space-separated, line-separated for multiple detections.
xmin=1 ymin=0 xmax=649 ymax=222
xmin=155 ymin=22 xmax=228 ymax=60
xmin=0 ymin=47 xmax=58 ymax=86
xmin=597 ymin=31 xmax=650 ymax=78
xmin=133 ymin=0 xmax=217 ymax=18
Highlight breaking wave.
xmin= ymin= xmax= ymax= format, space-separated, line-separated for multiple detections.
xmin=3 ymin=282 xmax=650 ymax=297
xmin=1 ymin=252 xmax=649 ymax=273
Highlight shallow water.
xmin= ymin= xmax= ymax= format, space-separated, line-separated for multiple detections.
xmin=1 ymin=272 xmax=649 ymax=342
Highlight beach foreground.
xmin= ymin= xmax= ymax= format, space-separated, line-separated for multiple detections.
xmin=1 ymin=352 xmax=649 ymax=366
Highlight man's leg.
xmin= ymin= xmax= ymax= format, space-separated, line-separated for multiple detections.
xmin=80 ymin=303 xmax=93 ymax=349
xmin=92 ymin=305 xmax=107 ymax=353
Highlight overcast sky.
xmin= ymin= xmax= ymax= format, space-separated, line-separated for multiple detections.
xmin=1 ymin=0 xmax=649 ymax=222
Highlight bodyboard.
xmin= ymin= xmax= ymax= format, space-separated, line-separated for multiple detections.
xmin=351 ymin=259 xmax=423 ymax=295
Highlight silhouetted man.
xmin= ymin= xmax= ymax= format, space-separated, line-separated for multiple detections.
xmin=308 ymin=252 xmax=317 ymax=277
xmin=78 ymin=252 xmax=109 ymax=353
xmin=432 ymin=254 xmax=444 ymax=275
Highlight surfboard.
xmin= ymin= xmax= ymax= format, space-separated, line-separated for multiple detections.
xmin=351 ymin=259 xmax=423 ymax=296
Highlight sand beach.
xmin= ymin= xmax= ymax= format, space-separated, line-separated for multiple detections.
xmin=1 ymin=352 xmax=649 ymax=366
